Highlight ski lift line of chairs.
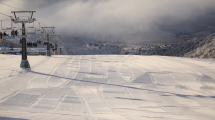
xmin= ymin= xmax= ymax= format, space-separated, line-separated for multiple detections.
xmin=3 ymin=26 xmax=37 ymax=39
xmin=0 ymin=29 xmax=18 ymax=40
xmin=0 ymin=28 xmax=29 ymax=40
xmin=37 ymin=40 xmax=42 ymax=44
xmin=19 ymin=39 xmax=38 ymax=48
xmin=43 ymin=41 xmax=54 ymax=47
xmin=41 ymin=38 xmax=57 ymax=50
xmin=27 ymin=41 xmax=37 ymax=48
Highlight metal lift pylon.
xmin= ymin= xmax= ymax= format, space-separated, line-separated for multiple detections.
xmin=50 ymin=34 xmax=60 ymax=55
xmin=41 ymin=27 xmax=55 ymax=56
xmin=11 ymin=11 xmax=36 ymax=69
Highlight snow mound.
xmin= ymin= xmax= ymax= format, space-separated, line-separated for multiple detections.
xmin=18 ymin=68 xmax=31 ymax=74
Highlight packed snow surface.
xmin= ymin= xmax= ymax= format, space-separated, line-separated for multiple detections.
xmin=0 ymin=55 xmax=215 ymax=120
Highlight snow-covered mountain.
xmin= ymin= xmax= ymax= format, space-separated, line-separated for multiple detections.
xmin=165 ymin=32 xmax=215 ymax=58
xmin=62 ymin=30 xmax=215 ymax=59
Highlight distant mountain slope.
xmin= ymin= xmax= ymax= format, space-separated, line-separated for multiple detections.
xmin=164 ymin=32 xmax=215 ymax=58
xmin=64 ymin=32 xmax=215 ymax=59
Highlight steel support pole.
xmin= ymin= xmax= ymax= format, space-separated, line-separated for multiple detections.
xmin=46 ymin=34 xmax=51 ymax=56
xmin=20 ymin=22 xmax=30 ymax=69
xmin=54 ymin=42 xmax=58 ymax=55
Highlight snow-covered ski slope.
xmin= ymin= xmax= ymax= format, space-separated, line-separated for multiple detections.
xmin=0 ymin=54 xmax=215 ymax=120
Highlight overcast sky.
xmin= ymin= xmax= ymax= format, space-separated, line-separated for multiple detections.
xmin=1 ymin=0 xmax=215 ymax=43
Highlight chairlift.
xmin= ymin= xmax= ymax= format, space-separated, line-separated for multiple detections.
xmin=0 ymin=29 xmax=3 ymax=40
xmin=58 ymin=43 xmax=64 ymax=48
xmin=51 ymin=45 xmax=54 ymax=49
xmin=41 ymin=38 xmax=46 ymax=41
xmin=35 ymin=30 xmax=41 ymax=37
xmin=35 ymin=33 xmax=42 ymax=44
xmin=19 ymin=38 xmax=22 ymax=44
xmin=37 ymin=40 xmax=41 ymax=44
xmin=41 ymin=34 xmax=55 ymax=45
xmin=42 ymin=36 xmax=49 ymax=45
xmin=17 ymin=29 xmax=27 ymax=38
xmin=34 ymin=22 xmax=42 ymax=39
xmin=41 ymin=27 xmax=55 ymax=35
xmin=27 ymin=27 xmax=36 ymax=35
xmin=3 ymin=28 xmax=15 ymax=39
xmin=0 ymin=19 xmax=18 ymax=40
xmin=43 ymin=41 xmax=50 ymax=45
xmin=2 ymin=18 xmax=19 ymax=40
xmin=27 ymin=40 xmax=37 ymax=48
xmin=34 ymin=32 xmax=41 ymax=44
xmin=27 ymin=34 xmax=37 ymax=48
xmin=40 ymin=34 xmax=46 ymax=40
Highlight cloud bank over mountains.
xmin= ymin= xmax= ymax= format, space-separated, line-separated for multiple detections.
xmin=1 ymin=0 xmax=215 ymax=43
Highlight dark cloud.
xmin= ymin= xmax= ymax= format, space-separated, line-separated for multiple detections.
xmin=1 ymin=0 xmax=215 ymax=44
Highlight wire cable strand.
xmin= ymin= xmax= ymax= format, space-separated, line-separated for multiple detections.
xmin=36 ymin=19 xmax=47 ymax=27
xmin=0 ymin=1 xmax=24 ymax=11
xmin=0 ymin=18 xmax=11 ymax=21
xmin=0 ymin=12 xmax=12 ymax=17
xmin=34 ymin=14 xmax=47 ymax=27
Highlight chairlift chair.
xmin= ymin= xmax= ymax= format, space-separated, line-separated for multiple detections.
xmin=58 ymin=43 xmax=64 ymax=48
xmin=0 ymin=29 xmax=3 ymax=40
xmin=34 ymin=30 xmax=42 ymax=44
xmin=27 ymin=36 xmax=37 ymax=48
xmin=19 ymin=38 xmax=22 ymax=44
xmin=17 ymin=28 xmax=27 ymax=38
xmin=40 ymin=34 xmax=47 ymax=41
xmin=41 ymin=27 xmax=55 ymax=35
xmin=3 ymin=28 xmax=15 ymax=39
xmin=26 ymin=41 xmax=37 ymax=48
xmin=35 ymin=30 xmax=41 ymax=37
xmin=27 ymin=27 xmax=36 ymax=35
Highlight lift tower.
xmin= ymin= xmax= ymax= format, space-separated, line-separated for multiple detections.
xmin=11 ymin=11 xmax=36 ymax=69
xmin=41 ymin=27 xmax=55 ymax=56
xmin=50 ymin=34 xmax=61 ymax=55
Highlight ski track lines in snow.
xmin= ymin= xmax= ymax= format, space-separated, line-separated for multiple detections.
xmin=0 ymin=55 xmax=215 ymax=120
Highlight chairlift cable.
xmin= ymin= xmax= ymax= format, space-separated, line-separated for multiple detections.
xmin=16 ymin=23 xmax=21 ymax=29
xmin=0 ymin=18 xmax=11 ymax=21
xmin=34 ymin=17 xmax=47 ymax=27
xmin=37 ymin=20 xmax=46 ymax=27
xmin=35 ymin=20 xmax=46 ymax=28
xmin=15 ymin=23 xmax=21 ymax=30
xmin=0 ymin=1 xmax=24 ymax=11
xmin=0 ymin=12 xmax=12 ymax=17
xmin=33 ymin=14 xmax=45 ymax=26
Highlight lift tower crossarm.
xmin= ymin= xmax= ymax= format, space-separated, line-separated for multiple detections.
xmin=11 ymin=11 xmax=36 ymax=23
xmin=11 ymin=11 xmax=36 ymax=13
xmin=11 ymin=11 xmax=36 ymax=19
